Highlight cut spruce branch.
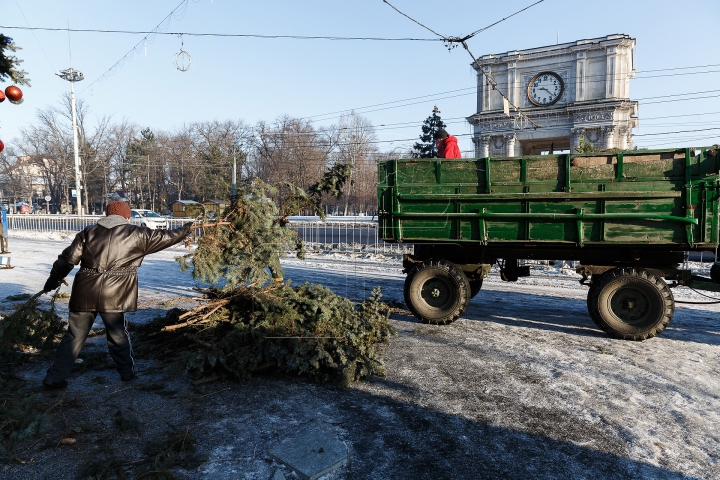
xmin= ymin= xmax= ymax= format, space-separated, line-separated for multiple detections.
xmin=142 ymin=170 xmax=395 ymax=385
xmin=0 ymin=289 xmax=65 ymax=353
xmin=137 ymin=284 xmax=396 ymax=386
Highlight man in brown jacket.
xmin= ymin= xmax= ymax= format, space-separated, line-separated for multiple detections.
xmin=42 ymin=201 xmax=192 ymax=388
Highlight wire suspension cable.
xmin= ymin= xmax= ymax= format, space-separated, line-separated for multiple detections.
xmin=79 ymin=0 xmax=198 ymax=94
xmin=382 ymin=0 xmax=545 ymax=130
xmin=0 ymin=25 xmax=441 ymax=42
xmin=464 ymin=0 xmax=544 ymax=40
xmin=381 ymin=0 xmax=445 ymax=38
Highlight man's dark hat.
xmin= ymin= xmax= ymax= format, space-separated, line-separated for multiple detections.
xmin=434 ymin=129 xmax=449 ymax=140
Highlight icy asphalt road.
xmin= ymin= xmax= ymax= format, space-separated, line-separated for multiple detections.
xmin=1 ymin=236 xmax=719 ymax=479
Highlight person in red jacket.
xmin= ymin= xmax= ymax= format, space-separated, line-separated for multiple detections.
xmin=434 ymin=129 xmax=462 ymax=158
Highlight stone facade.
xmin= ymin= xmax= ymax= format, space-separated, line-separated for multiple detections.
xmin=467 ymin=34 xmax=638 ymax=157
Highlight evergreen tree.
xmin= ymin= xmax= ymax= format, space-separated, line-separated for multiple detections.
xmin=412 ymin=106 xmax=446 ymax=158
xmin=179 ymin=163 xmax=353 ymax=288
xmin=574 ymin=135 xmax=597 ymax=154
xmin=157 ymin=167 xmax=396 ymax=386
xmin=0 ymin=34 xmax=29 ymax=85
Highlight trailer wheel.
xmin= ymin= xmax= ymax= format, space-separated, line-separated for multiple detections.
xmin=585 ymin=271 xmax=611 ymax=313
xmin=404 ymin=260 xmax=470 ymax=325
xmin=468 ymin=278 xmax=483 ymax=299
xmin=711 ymin=262 xmax=720 ymax=283
xmin=587 ymin=268 xmax=674 ymax=341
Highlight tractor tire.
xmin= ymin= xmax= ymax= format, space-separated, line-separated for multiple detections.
xmin=585 ymin=270 xmax=611 ymax=314
xmin=587 ymin=267 xmax=674 ymax=341
xmin=468 ymin=278 xmax=483 ymax=299
xmin=711 ymin=262 xmax=720 ymax=283
xmin=404 ymin=259 xmax=470 ymax=325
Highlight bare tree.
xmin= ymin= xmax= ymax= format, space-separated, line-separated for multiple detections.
xmin=330 ymin=111 xmax=378 ymax=215
xmin=16 ymin=94 xmax=112 ymax=213
xmin=105 ymin=120 xmax=140 ymax=207
xmin=10 ymin=102 xmax=389 ymax=216
xmin=249 ymin=116 xmax=330 ymax=213
xmin=0 ymin=148 xmax=35 ymax=210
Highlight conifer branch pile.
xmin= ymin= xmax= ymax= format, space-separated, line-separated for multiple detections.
xmin=0 ymin=291 xmax=65 ymax=354
xmin=144 ymin=169 xmax=396 ymax=385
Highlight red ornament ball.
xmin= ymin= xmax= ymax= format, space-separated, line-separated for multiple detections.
xmin=5 ymin=85 xmax=22 ymax=102
xmin=0 ymin=140 xmax=4 ymax=153
xmin=0 ymin=90 xmax=5 ymax=103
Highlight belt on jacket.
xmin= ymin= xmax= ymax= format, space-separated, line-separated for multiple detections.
xmin=79 ymin=266 xmax=138 ymax=275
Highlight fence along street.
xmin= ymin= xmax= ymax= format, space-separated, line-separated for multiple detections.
xmin=6 ymin=214 xmax=409 ymax=255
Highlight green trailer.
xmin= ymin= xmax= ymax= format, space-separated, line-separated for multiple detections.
xmin=377 ymin=146 xmax=720 ymax=340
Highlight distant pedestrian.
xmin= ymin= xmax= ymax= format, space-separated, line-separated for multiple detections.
xmin=0 ymin=207 xmax=8 ymax=253
xmin=434 ymin=129 xmax=461 ymax=158
xmin=41 ymin=201 xmax=193 ymax=389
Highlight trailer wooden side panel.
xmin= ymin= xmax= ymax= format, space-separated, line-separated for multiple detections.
xmin=377 ymin=147 xmax=720 ymax=250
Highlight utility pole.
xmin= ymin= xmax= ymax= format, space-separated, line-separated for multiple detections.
xmin=231 ymin=146 xmax=237 ymax=201
xmin=56 ymin=67 xmax=84 ymax=216
xmin=147 ymin=154 xmax=151 ymax=210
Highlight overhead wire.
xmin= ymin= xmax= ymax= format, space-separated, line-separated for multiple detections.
xmin=79 ymin=0 xmax=202 ymax=95
xmin=462 ymin=0 xmax=544 ymax=40
xmin=634 ymin=127 xmax=720 ymax=137
xmin=381 ymin=0 xmax=545 ymax=130
xmin=634 ymin=89 xmax=720 ymax=100
xmin=305 ymin=87 xmax=475 ymax=120
xmin=0 ymin=25 xmax=442 ymax=42
xmin=10 ymin=0 xmax=55 ymax=71
xmin=304 ymin=72 xmax=720 ymax=124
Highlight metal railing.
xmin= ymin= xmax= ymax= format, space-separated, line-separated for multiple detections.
xmin=8 ymin=214 xmax=103 ymax=232
xmin=286 ymin=219 xmax=411 ymax=255
xmin=7 ymin=214 xmax=410 ymax=256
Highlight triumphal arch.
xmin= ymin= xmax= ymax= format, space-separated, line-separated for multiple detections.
xmin=467 ymin=34 xmax=638 ymax=157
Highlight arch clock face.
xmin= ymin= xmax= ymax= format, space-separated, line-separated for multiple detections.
xmin=527 ymin=72 xmax=564 ymax=106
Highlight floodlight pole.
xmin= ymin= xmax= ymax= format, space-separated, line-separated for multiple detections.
xmin=231 ymin=146 xmax=237 ymax=201
xmin=56 ymin=67 xmax=85 ymax=216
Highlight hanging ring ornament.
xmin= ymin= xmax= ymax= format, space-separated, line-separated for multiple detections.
xmin=174 ymin=49 xmax=193 ymax=72
xmin=173 ymin=35 xmax=193 ymax=72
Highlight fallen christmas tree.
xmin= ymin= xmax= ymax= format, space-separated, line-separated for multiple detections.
xmin=139 ymin=169 xmax=396 ymax=386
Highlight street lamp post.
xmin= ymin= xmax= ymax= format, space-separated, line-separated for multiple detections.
xmin=56 ymin=67 xmax=84 ymax=216
xmin=231 ymin=146 xmax=237 ymax=201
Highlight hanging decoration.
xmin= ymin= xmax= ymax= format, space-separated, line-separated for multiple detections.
xmin=0 ymin=140 xmax=4 ymax=153
xmin=173 ymin=35 xmax=193 ymax=72
xmin=0 ymin=90 xmax=5 ymax=103
xmin=5 ymin=85 xmax=23 ymax=104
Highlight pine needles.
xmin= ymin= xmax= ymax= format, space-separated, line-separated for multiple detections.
xmin=139 ymin=284 xmax=396 ymax=386
xmin=162 ymin=173 xmax=395 ymax=385
xmin=0 ymin=291 xmax=65 ymax=354
xmin=176 ymin=180 xmax=304 ymax=289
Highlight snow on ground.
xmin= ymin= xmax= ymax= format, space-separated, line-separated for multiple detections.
xmin=1 ymin=233 xmax=720 ymax=479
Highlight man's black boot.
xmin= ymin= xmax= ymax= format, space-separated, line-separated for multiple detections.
xmin=42 ymin=379 xmax=68 ymax=389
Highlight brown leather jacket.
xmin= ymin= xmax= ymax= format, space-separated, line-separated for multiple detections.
xmin=48 ymin=217 xmax=191 ymax=312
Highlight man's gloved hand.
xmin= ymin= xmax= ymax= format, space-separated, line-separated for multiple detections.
xmin=43 ymin=276 xmax=65 ymax=293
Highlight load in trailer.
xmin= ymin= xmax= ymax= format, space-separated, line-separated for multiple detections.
xmin=377 ymin=146 xmax=720 ymax=340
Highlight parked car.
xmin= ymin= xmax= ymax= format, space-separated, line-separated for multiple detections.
xmin=130 ymin=209 xmax=168 ymax=230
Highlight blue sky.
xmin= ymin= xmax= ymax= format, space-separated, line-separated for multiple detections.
xmin=1 ymin=0 xmax=719 ymax=155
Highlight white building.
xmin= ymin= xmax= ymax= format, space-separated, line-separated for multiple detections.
xmin=467 ymin=34 xmax=638 ymax=157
